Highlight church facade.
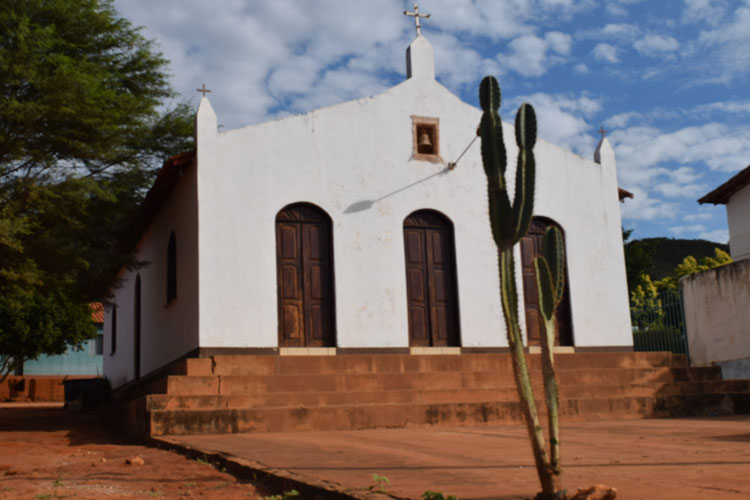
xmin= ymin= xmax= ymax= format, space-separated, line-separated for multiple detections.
xmin=104 ymin=34 xmax=632 ymax=388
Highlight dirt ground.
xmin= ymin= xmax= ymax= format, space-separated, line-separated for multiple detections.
xmin=0 ymin=403 xmax=276 ymax=500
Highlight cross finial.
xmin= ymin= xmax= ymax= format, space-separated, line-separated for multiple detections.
xmin=196 ymin=83 xmax=211 ymax=97
xmin=598 ymin=125 xmax=608 ymax=139
xmin=404 ymin=3 xmax=430 ymax=37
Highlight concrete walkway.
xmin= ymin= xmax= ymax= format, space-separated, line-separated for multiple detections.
xmin=160 ymin=416 xmax=750 ymax=499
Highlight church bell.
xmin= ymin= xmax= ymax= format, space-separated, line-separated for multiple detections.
xmin=418 ymin=130 xmax=432 ymax=148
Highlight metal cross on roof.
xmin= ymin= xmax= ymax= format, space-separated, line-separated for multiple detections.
xmin=404 ymin=3 xmax=430 ymax=37
xmin=598 ymin=125 xmax=608 ymax=139
xmin=196 ymin=83 xmax=211 ymax=97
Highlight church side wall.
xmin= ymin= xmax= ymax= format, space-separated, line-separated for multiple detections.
xmin=103 ymin=165 xmax=199 ymax=388
xmin=533 ymin=144 xmax=632 ymax=347
xmin=727 ymin=184 xmax=750 ymax=261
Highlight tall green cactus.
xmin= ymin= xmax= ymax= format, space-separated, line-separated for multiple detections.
xmin=534 ymin=226 xmax=566 ymax=480
xmin=478 ymin=75 xmax=563 ymax=498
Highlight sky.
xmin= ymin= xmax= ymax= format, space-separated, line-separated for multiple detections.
xmin=114 ymin=0 xmax=750 ymax=243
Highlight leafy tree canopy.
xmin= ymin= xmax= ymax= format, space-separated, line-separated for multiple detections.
xmin=0 ymin=0 xmax=194 ymax=378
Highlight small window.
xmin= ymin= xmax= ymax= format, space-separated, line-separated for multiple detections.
xmin=92 ymin=334 xmax=104 ymax=356
xmin=110 ymin=306 xmax=117 ymax=355
xmin=167 ymin=231 xmax=177 ymax=304
xmin=411 ymin=116 xmax=440 ymax=162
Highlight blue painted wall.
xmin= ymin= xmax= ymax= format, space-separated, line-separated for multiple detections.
xmin=22 ymin=324 xmax=104 ymax=376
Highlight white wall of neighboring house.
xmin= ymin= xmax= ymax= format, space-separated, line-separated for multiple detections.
xmin=103 ymin=164 xmax=200 ymax=388
xmin=681 ymin=258 xmax=750 ymax=377
xmin=193 ymin=36 xmax=632 ymax=351
xmin=727 ymin=183 xmax=750 ymax=261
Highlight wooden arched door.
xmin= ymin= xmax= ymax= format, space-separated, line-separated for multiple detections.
xmin=276 ymin=203 xmax=336 ymax=347
xmin=403 ymin=210 xmax=460 ymax=347
xmin=520 ymin=217 xmax=573 ymax=346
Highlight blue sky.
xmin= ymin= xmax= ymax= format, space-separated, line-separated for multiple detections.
xmin=115 ymin=0 xmax=750 ymax=243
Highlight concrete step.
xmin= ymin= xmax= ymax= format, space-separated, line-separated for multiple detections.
xmin=146 ymin=379 xmax=750 ymax=411
xmin=147 ymin=392 xmax=750 ymax=436
xmin=175 ymin=352 xmax=688 ymax=377
xmin=161 ymin=366 xmax=722 ymax=396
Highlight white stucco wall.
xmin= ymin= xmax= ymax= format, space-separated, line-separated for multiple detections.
xmin=193 ymin=37 xmax=632 ymax=350
xmin=681 ymin=259 xmax=750 ymax=366
xmin=727 ymin=183 xmax=750 ymax=261
xmin=103 ymin=163 xmax=200 ymax=388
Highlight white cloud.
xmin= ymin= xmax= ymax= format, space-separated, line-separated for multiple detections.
xmin=620 ymin=188 xmax=680 ymax=221
xmin=508 ymin=92 xmax=602 ymax=155
xmin=604 ymin=111 xmax=643 ymax=129
xmin=682 ymin=0 xmax=731 ymax=26
xmin=654 ymin=182 xmax=707 ymax=198
xmin=633 ymin=34 xmax=679 ymax=57
xmin=693 ymin=3 xmax=750 ymax=83
xmin=498 ymin=32 xmax=573 ymax=77
xmin=592 ymin=43 xmax=620 ymax=63
xmin=683 ymin=212 xmax=712 ymax=222
xmin=669 ymin=224 xmax=707 ymax=235
xmin=694 ymin=101 xmax=750 ymax=115
xmin=573 ymin=63 xmax=588 ymax=74
xmin=699 ymin=229 xmax=729 ymax=243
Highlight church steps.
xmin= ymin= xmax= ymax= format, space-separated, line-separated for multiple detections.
xmin=177 ymin=352 xmax=687 ymax=377
xmin=146 ymin=392 xmax=750 ymax=436
xmin=115 ymin=353 xmax=750 ymax=437
xmin=145 ymin=379 xmax=750 ymax=411
xmin=160 ymin=366 xmax=721 ymax=396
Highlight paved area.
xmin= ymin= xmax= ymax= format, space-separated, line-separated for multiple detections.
xmin=162 ymin=416 xmax=750 ymax=499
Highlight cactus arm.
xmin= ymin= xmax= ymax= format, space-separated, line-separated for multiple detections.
xmin=511 ymin=104 xmax=537 ymax=241
xmin=542 ymin=226 xmax=565 ymax=306
xmin=535 ymin=255 xmax=562 ymax=478
xmin=500 ymin=249 xmax=555 ymax=494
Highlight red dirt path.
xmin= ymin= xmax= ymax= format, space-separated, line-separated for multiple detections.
xmin=0 ymin=403 xmax=273 ymax=499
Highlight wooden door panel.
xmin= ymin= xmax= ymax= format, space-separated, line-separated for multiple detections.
xmin=281 ymin=265 xmax=299 ymax=299
xmin=282 ymin=304 xmax=303 ymax=343
xmin=520 ymin=217 xmax=573 ymax=346
xmin=406 ymin=231 xmax=423 ymax=263
xmin=404 ymin=212 xmax=460 ymax=347
xmin=409 ymin=308 xmax=428 ymax=340
xmin=277 ymin=205 xmax=335 ymax=348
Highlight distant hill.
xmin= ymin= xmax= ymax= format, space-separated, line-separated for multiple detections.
xmin=626 ymin=237 xmax=730 ymax=280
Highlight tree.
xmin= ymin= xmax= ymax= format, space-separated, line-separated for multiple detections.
xmin=654 ymin=248 xmax=732 ymax=291
xmin=0 ymin=0 xmax=194 ymax=379
xmin=622 ymin=228 xmax=656 ymax=293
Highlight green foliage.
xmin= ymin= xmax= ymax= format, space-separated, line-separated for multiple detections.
xmin=0 ymin=0 xmax=194 ymax=377
xmin=422 ymin=491 xmax=459 ymax=500
xmin=478 ymin=75 xmax=561 ymax=496
xmin=622 ymin=228 xmax=656 ymax=293
xmin=624 ymin=235 xmax=729 ymax=284
xmin=261 ymin=490 xmax=299 ymax=500
xmin=368 ymin=473 xmax=390 ymax=494
xmin=655 ymin=248 xmax=732 ymax=290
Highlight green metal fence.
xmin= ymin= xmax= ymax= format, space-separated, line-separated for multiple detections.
xmin=630 ymin=289 xmax=689 ymax=354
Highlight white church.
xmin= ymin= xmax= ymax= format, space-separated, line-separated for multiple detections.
xmin=103 ymin=16 xmax=632 ymax=389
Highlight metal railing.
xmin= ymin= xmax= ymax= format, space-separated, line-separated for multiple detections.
xmin=630 ymin=289 xmax=689 ymax=354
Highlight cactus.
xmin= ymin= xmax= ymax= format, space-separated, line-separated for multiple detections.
xmin=478 ymin=75 xmax=563 ymax=498
xmin=533 ymin=225 xmax=565 ymax=479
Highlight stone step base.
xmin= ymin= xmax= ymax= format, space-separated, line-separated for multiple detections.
xmin=174 ymin=352 xmax=687 ymax=377
xmin=147 ymin=392 xmax=750 ymax=436
xmin=160 ymin=366 xmax=722 ymax=396
xmin=109 ymin=352 xmax=750 ymax=437
xmin=145 ymin=379 xmax=750 ymax=411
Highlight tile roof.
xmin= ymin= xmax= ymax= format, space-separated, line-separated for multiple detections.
xmin=699 ymin=165 xmax=750 ymax=205
xmin=90 ymin=302 xmax=104 ymax=323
